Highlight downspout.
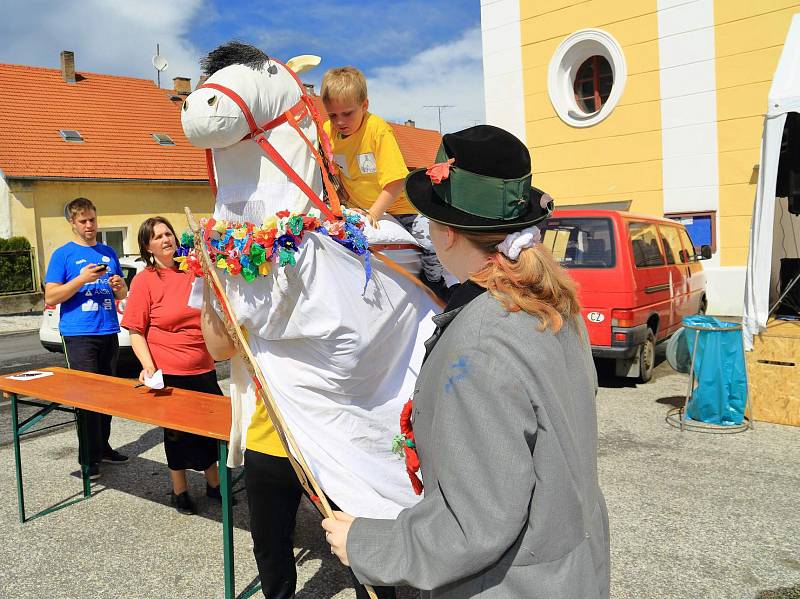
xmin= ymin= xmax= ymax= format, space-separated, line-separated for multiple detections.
xmin=0 ymin=170 xmax=11 ymax=239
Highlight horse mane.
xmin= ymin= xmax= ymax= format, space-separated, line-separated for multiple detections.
xmin=201 ymin=41 xmax=270 ymax=76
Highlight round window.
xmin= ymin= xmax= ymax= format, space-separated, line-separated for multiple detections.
xmin=548 ymin=29 xmax=627 ymax=127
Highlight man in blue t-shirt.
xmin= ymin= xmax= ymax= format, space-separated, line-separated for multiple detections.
xmin=44 ymin=198 xmax=130 ymax=479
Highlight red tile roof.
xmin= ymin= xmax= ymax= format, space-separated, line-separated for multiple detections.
xmin=0 ymin=64 xmax=207 ymax=180
xmin=0 ymin=63 xmax=441 ymax=181
xmin=310 ymin=96 xmax=441 ymax=169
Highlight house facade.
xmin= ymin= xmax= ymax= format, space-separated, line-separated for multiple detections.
xmin=481 ymin=0 xmax=800 ymax=315
xmin=0 ymin=52 xmax=441 ymax=289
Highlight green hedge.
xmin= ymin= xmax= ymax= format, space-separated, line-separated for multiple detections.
xmin=0 ymin=237 xmax=35 ymax=293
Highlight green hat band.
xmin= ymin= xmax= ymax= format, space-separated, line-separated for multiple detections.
xmin=431 ymin=148 xmax=533 ymax=221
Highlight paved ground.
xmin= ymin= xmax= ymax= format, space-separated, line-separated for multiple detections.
xmin=1 ymin=353 xmax=798 ymax=598
xmin=0 ymin=314 xmax=41 ymax=335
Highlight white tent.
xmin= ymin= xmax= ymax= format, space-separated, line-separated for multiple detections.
xmin=743 ymin=13 xmax=800 ymax=350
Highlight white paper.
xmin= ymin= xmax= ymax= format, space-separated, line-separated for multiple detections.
xmin=144 ymin=369 xmax=164 ymax=390
xmin=6 ymin=370 xmax=55 ymax=381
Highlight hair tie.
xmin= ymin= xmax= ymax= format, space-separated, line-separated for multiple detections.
xmin=497 ymin=226 xmax=541 ymax=261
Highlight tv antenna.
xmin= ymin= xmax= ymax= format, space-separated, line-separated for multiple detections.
xmin=152 ymin=43 xmax=169 ymax=88
xmin=424 ymin=104 xmax=454 ymax=134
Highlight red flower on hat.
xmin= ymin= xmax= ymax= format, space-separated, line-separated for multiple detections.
xmin=426 ymin=158 xmax=455 ymax=184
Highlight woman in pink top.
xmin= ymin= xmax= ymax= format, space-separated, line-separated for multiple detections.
xmin=121 ymin=216 xmax=225 ymax=515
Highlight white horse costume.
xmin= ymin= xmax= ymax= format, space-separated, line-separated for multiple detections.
xmin=181 ymin=49 xmax=436 ymax=518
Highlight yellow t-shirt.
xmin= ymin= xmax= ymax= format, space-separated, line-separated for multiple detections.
xmin=245 ymin=397 xmax=287 ymax=457
xmin=323 ymin=112 xmax=417 ymax=215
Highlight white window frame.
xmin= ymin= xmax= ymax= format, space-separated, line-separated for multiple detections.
xmin=547 ymin=29 xmax=627 ymax=128
xmin=98 ymin=227 xmax=127 ymax=256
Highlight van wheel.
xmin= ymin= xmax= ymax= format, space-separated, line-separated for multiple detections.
xmin=698 ymin=296 xmax=708 ymax=315
xmin=638 ymin=330 xmax=656 ymax=383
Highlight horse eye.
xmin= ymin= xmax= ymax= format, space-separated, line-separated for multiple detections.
xmin=182 ymin=99 xmax=188 ymax=111
xmin=207 ymin=95 xmax=218 ymax=107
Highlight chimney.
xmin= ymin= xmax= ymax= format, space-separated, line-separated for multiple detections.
xmin=303 ymin=82 xmax=316 ymax=95
xmin=60 ymin=51 xmax=76 ymax=84
xmin=173 ymin=77 xmax=192 ymax=96
xmin=404 ymin=119 xmax=415 ymax=128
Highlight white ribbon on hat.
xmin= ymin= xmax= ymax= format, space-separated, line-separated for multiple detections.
xmin=497 ymin=226 xmax=541 ymax=261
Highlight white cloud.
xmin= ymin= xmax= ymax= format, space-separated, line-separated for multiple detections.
xmin=0 ymin=0 xmax=206 ymax=87
xmin=362 ymin=27 xmax=485 ymax=134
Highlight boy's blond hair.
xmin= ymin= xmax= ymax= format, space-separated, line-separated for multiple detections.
xmin=321 ymin=67 xmax=368 ymax=105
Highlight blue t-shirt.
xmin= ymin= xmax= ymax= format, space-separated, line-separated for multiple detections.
xmin=45 ymin=242 xmax=123 ymax=337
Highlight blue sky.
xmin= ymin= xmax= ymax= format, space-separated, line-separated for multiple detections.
xmin=0 ymin=0 xmax=485 ymax=132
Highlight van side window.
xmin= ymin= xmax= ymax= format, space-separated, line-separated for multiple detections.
xmin=629 ymin=222 xmax=666 ymax=267
xmin=678 ymin=228 xmax=697 ymax=262
xmin=542 ymin=217 xmax=615 ymax=268
xmin=658 ymin=225 xmax=684 ymax=264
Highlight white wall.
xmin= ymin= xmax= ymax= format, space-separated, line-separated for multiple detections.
xmin=480 ymin=0 xmax=526 ymax=142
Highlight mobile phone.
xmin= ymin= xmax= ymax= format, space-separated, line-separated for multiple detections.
xmin=94 ymin=264 xmax=108 ymax=272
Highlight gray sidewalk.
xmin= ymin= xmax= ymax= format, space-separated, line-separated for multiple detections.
xmin=1 ymin=360 xmax=799 ymax=598
xmin=0 ymin=314 xmax=42 ymax=336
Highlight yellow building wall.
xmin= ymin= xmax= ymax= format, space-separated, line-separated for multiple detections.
xmin=7 ymin=179 xmax=213 ymax=278
xmin=714 ymin=2 xmax=800 ymax=266
xmin=519 ymin=0 xmax=663 ymax=215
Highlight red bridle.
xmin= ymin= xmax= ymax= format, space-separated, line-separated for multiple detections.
xmin=197 ymin=59 xmax=342 ymax=222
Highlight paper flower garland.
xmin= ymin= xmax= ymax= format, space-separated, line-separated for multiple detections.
xmin=176 ymin=208 xmax=371 ymax=286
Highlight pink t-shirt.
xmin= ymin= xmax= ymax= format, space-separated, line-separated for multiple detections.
xmin=121 ymin=266 xmax=214 ymax=376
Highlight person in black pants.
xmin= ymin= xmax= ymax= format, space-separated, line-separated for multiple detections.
xmin=44 ymin=198 xmax=129 ymax=479
xmin=244 ymin=449 xmax=396 ymax=599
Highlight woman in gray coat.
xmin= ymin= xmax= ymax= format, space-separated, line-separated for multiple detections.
xmin=323 ymin=125 xmax=610 ymax=599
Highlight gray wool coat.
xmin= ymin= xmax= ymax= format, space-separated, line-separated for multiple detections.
xmin=348 ymin=291 xmax=610 ymax=598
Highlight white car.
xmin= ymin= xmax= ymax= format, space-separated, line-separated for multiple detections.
xmin=39 ymin=255 xmax=145 ymax=355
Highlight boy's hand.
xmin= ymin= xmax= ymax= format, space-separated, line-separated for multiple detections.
xmin=347 ymin=207 xmax=380 ymax=228
xmin=79 ymin=263 xmax=106 ymax=284
xmin=108 ymin=274 xmax=125 ymax=292
xmin=366 ymin=208 xmax=383 ymax=228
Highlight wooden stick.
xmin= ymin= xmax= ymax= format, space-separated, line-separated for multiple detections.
xmin=185 ymin=207 xmax=332 ymax=516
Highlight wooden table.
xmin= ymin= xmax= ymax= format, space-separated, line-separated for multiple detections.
xmin=0 ymin=366 xmax=243 ymax=598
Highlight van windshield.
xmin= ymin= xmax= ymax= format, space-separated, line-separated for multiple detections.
xmin=542 ymin=217 xmax=615 ymax=268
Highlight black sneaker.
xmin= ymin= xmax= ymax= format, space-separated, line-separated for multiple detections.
xmin=102 ymin=450 xmax=129 ymax=464
xmin=170 ymin=491 xmax=196 ymax=515
xmin=206 ymin=483 xmax=237 ymax=506
xmin=88 ymin=463 xmax=101 ymax=480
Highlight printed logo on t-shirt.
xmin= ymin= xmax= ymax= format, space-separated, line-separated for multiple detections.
xmin=101 ymin=256 xmax=111 ymax=263
xmin=81 ymin=300 xmax=99 ymax=312
xmin=333 ymin=154 xmax=349 ymax=178
xmin=84 ymin=290 xmax=92 ymax=297
xmin=357 ymin=152 xmax=377 ymax=174
xmin=103 ymin=298 xmax=113 ymax=310
xmin=75 ymin=259 xmax=86 ymax=265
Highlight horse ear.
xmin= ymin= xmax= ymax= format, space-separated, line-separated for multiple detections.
xmin=286 ymin=55 xmax=321 ymax=74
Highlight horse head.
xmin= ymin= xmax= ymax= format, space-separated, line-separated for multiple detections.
xmin=181 ymin=41 xmax=323 ymax=222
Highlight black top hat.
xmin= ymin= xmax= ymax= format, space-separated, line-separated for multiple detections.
xmin=405 ymin=125 xmax=553 ymax=231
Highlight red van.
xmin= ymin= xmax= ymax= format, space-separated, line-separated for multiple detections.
xmin=542 ymin=209 xmax=710 ymax=382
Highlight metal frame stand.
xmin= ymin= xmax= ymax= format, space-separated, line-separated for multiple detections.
xmin=9 ymin=393 xmax=245 ymax=598
xmin=666 ymin=323 xmax=752 ymax=433
xmin=9 ymin=394 xmax=91 ymax=522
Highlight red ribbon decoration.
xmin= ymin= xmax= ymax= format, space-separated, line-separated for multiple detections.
xmin=400 ymin=399 xmax=423 ymax=495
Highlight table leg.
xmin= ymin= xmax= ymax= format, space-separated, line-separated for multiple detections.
xmin=219 ymin=440 xmax=234 ymax=599
xmin=76 ymin=409 xmax=91 ymax=498
xmin=10 ymin=393 xmax=27 ymax=523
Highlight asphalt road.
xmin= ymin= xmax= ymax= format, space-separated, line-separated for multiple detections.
xmin=0 ymin=332 xmax=66 ymax=375
xmin=0 ymin=331 xmax=230 ymax=379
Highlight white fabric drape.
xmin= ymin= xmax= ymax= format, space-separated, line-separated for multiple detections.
xmin=743 ymin=13 xmax=800 ymax=350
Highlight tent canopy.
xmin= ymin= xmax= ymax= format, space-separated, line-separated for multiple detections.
xmin=743 ymin=13 xmax=800 ymax=350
